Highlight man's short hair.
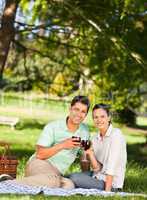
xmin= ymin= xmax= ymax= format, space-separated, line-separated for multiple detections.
xmin=71 ymin=95 xmax=90 ymax=113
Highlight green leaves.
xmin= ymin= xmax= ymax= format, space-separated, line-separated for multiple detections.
xmin=1 ymin=0 xmax=145 ymax=124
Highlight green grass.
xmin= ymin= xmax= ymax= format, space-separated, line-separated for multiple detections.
xmin=0 ymin=95 xmax=147 ymax=199
xmin=0 ymin=195 xmax=146 ymax=200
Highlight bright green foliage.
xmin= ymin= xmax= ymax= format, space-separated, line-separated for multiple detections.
xmin=3 ymin=0 xmax=147 ymax=124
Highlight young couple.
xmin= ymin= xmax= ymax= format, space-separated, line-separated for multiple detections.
xmin=0 ymin=95 xmax=127 ymax=192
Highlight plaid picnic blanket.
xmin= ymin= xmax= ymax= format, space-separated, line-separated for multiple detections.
xmin=0 ymin=180 xmax=146 ymax=197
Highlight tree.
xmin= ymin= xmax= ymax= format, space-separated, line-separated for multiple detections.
xmin=0 ymin=0 xmax=147 ymax=124
xmin=0 ymin=0 xmax=19 ymax=82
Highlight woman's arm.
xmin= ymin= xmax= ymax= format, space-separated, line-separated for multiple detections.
xmin=86 ymin=148 xmax=102 ymax=172
xmin=105 ymin=175 xmax=113 ymax=191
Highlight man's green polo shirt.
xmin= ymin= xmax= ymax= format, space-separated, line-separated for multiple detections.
xmin=34 ymin=118 xmax=89 ymax=174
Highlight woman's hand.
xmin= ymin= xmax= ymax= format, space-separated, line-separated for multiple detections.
xmin=105 ymin=175 xmax=113 ymax=192
xmin=85 ymin=146 xmax=102 ymax=172
xmin=85 ymin=147 xmax=94 ymax=157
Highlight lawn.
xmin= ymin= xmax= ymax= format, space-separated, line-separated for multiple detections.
xmin=0 ymin=94 xmax=147 ymax=199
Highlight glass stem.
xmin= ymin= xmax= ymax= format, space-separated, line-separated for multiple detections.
xmin=83 ymin=151 xmax=87 ymax=161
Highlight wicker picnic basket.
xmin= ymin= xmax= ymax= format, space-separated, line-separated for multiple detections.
xmin=0 ymin=141 xmax=18 ymax=178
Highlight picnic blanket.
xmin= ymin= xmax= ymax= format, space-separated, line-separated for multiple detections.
xmin=0 ymin=180 xmax=146 ymax=197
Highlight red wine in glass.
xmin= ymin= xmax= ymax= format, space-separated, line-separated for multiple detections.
xmin=81 ymin=140 xmax=91 ymax=150
xmin=72 ymin=136 xmax=81 ymax=142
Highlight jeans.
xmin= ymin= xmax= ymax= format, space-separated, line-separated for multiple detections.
xmin=69 ymin=171 xmax=105 ymax=190
xmin=69 ymin=171 xmax=121 ymax=192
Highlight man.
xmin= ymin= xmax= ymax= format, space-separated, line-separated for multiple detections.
xmin=0 ymin=95 xmax=90 ymax=189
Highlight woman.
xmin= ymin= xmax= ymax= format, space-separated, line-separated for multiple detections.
xmin=69 ymin=103 xmax=127 ymax=192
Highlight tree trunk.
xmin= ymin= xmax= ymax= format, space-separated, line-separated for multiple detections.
xmin=0 ymin=0 xmax=19 ymax=82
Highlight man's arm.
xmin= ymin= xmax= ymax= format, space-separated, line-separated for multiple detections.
xmin=36 ymin=138 xmax=80 ymax=159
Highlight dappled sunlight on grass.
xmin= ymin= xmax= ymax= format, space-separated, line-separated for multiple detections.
xmin=0 ymin=127 xmax=40 ymax=146
xmin=127 ymin=143 xmax=147 ymax=167
xmin=125 ymin=134 xmax=146 ymax=144
xmin=124 ymin=162 xmax=147 ymax=193
xmin=137 ymin=117 xmax=147 ymax=126
xmin=16 ymin=119 xmax=45 ymax=130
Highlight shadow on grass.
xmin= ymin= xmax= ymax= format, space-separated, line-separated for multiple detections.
xmin=124 ymin=174 xmax=147 ymax=193
xmin=127 ymin=124 xmax=147 ymax=133
xmin=126 ymin=124 xmax=147 ymax=147
xmin=127 ymin=143 xmax=147 ymax=167
xmin=135 ymin=123 xmax=147 ymax=130
xmin=16 ymin=119 xmax=45 ymax=130
xmin=11 ymin=148 xmax=34 ymax=159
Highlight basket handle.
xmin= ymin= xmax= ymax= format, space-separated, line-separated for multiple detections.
xmin=0 ymin=141 xmax=11 ymax=158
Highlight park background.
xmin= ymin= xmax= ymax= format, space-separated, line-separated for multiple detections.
xmin=0 ymin=0 xmax=147 ymax=199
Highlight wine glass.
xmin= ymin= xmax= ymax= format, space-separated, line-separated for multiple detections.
xmin=81 ymin=140 xmax=91 ymax=151
xmin=72 ymin=136 xmax=81 ymax=142
xmin=80 ymin=139 xmax=91 ymax=171
xmin=71 ymin=136 xmax=81 ymax=155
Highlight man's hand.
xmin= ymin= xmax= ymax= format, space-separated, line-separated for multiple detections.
xmin=61 ymin=138 xmax=81 ymax=149
xmin=36 ymin=137 xmax=81 ymax=160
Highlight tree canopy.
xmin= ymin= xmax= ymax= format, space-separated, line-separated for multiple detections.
xmin=0 ymin=0 xmax=147 ymax=124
